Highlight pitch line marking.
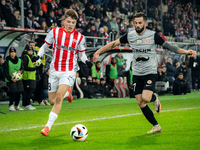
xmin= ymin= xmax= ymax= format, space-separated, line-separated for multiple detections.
xmin=0 ymin=106 xmax=200 ymax=133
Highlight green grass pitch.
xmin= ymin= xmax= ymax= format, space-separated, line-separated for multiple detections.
xmin=0 ymin=92 xmax=200 ymax=150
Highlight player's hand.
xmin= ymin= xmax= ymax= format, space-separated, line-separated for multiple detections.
xmin=11 ymin=78 xmax=16 ymax=82
xmin=32 ymin=55 xmax=40 ymax=62
xmin=186 ymin=50 xmax=197 ymax=57
xmin=17 ymin=70 xmax=22 ymax=74
xmin=93 ymin=52 xmax=99 ymax=62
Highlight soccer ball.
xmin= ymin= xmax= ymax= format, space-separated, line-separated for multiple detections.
xmin=33 ymin=58 xmax=42 ymax=67
xmin=70 ymin=124 xmax=88 ymax=141
xmin=12 ymin=71 xmax=21 ymax=80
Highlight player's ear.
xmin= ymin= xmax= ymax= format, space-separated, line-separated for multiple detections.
xmin=145 ymin=21 xmax=148 ymax=26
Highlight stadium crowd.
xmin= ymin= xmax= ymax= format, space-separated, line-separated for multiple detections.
xmin=0 ymin=0 xmax=200 ymax=111
xmin=0 ymin=0 xmax=200 ymax=41
xmin=157 ymin=55 xmax=200 ymax=95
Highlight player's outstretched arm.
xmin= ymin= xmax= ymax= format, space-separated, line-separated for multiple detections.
xmin=93 ymin=39 xmax=121 ymax=62
xmin=177 ymin=48 xmax=196 ymax=57
xmin=162 ymin=41 xmax=197 ymax=57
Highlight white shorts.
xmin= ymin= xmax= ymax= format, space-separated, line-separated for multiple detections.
xmin=48 ymin=67 xmax=76 ymax=92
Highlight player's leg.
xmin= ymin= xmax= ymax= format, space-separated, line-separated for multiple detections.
xmin=51 ymin=84 xmax=70 ymax=114
xmin=134 ymin=75 xmax=161 ymax=133
xmin=141 ymin=74 xmax=162 ymax=133
xmin=142 ymin=90 xmax=161 ymax=113
xmin=41 ymin=84 xmax=69 ymax=136
xmin=41 ymin=71 xmax=75 ymax=136
xmin=135 ymin=94 xmax=160 ymax=132
xmin=48 ymin=92 xmax=56 ymax=105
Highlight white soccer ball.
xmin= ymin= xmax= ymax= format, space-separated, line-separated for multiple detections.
xmin=33 ymin=58 xmax=42 ymax=67
xmin=12 ymin=71 xmax=21 ymax=80
xmin=70 ymin=124 xmax=88 ymax=141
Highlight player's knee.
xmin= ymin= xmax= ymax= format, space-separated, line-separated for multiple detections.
xmin=137 ymin=100 xmax=145 ymax=107
xmin=142 ymin=95 xmax=151 ymax=103
xmin=55 ymin=94 xmax=62 ymax=104
xmin=49 ymin=101 xmax=55 ymax=105
xmin=137 ymin=100 xmax=142 ymax=106
xmin=48 ymin=98 xmax=54 ymax=105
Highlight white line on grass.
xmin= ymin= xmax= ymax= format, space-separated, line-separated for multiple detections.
xmin=81 ymin=97 xmax=189 ymax=101
xmin=0 ymin=106 xmax=200 ymax=133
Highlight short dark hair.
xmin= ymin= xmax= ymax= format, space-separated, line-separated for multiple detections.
xmin=96 ymin=61 xmax=101 ymax=65
xmin=49 ymin=10 xmax=54 ymax=14
xmin=29 ymin=41 xmax=35 ymax=45
xmin=133 ymin=12 xmax=147 ymax=22
xmin=182 ymin=62 xmax=186 ymax=65
xmin=65 ymin=9 xmax=78 ymax=20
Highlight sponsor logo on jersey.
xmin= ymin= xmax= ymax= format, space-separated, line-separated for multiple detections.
xmin=133 ymin=49 xmax=151 ymax=53
xmin=55 ymin=44 xmax=78 ymax=51
xmin=136 ymin=57 xmax=149 ymax=61
xmin=144 ymin=39 xmax=150 ymax=44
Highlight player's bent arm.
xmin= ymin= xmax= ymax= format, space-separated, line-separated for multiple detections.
xmin=38 ymin=42 xmax=50 ymax=57
xmin=93 ymin=39 xmax=121 ymax=61
xmin=95 ymin=39 xmax=121 ymax=55
xmin=79 ymin=50 xmax=88 ymax=63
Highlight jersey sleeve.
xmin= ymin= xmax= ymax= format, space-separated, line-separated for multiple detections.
xmin=78 ymin=35 xmax=86 ymax=52
xmin=154 ymin=33 xmax=165 ymax=45
xmin=119 ymin=32 xmax=128 ymax=44
xmin=44 ymin=29 xmax=54 ymax=45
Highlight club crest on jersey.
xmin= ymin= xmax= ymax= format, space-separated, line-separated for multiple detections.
xmin=147 ymin=80 xmax=152 ymax=84
xmin=137 ymin=40 xmax=142 ymax=44
xmin=72 ymin=39 xmax=77 ymax=44
xmin=144 ymin=39 xmax=150 ymax=44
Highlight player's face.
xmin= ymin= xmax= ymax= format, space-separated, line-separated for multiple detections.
xmin=29 ymin=42 xmax=35 ymax=48
xmin=10 ymin=52 xmax=16 ymax=59
xmin=100 ymin=80 xmax=105 ymax=85
xmin=64 ymin=16 xmax=77 ymax=33
xmin=27 ymin=50 xmax=33 ymax=55
xmin=134 ymin=17 xmax=147 ymax=34
xmin=96 ymin=79 xmax=100 ymax=84
xmin=97 ymin=63 xmax=101 ymax=68
xmin=178 ymin=74 xmax=183 ymax=80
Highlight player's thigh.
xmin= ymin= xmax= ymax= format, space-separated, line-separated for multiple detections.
xmin=48 ymin=70 xmax=59 ymax=93
xmin=142 ymin=90 xmax=154 ymax=102
xmin=133 ymin=75 xmax=144 ymax=95
xmin=143 ymin=74 xmax=157 ymax=92
xmin=142 ymin=74 xmax=157 ymax=102
xmin=58 ymin=71 xmax=76 ymax=88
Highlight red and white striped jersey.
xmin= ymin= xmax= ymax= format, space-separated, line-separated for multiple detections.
xmin=45 ymin=27 xmax=86 ymax=72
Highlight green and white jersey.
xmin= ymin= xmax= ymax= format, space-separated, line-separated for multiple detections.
xmin=120 ymin=29 xmax=165 ymax=76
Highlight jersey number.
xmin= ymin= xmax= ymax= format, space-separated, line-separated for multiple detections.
xmin=48 ymin=83 xmax=51 ymax=91
xmin=133 ymin=83 xmax=136 ymax=92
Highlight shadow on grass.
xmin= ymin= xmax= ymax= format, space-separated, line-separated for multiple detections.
xmin=31 ymin=134 xmax=70 ymax=149
xmin=6 ymin=134 xmax=70 ymax=149
xmin=127 ymin=133 xmax=162 ymax=148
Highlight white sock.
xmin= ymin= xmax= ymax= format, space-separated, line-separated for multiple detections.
xmin=46 ymin=111 xmax=58 ymax=131
xmin=64 ymin=91 xmax=69 ymax=98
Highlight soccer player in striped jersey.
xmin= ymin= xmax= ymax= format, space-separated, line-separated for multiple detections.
xmin=93 ymin=12 xmax=196 ymax=134
xmin=33 ymin=9 xmax=92 ymax=136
